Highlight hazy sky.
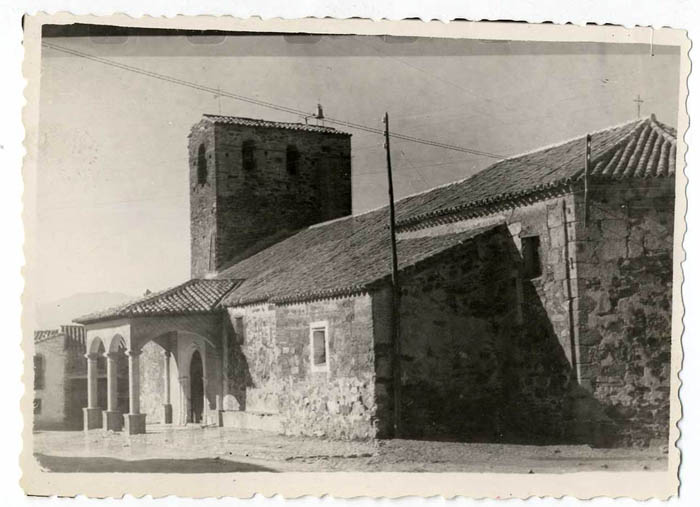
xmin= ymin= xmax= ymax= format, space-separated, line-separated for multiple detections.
xmin=34 ymin=34 xmax=681 ymax=308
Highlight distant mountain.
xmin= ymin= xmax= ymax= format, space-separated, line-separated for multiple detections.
xmin=35 ymin=292 xmax=136 ymax=330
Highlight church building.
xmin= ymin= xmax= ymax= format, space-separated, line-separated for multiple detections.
xmin=74 ymin=113 xmax=676 ymax=446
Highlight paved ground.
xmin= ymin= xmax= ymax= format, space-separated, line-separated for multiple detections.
xmin=33 ymin=425 xmax=668 ymax=474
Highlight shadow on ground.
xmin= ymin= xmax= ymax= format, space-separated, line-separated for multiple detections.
xmin=34 ymin=454 xmax=277 ymax=473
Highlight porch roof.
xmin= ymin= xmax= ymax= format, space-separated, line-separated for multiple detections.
xmin=74 ymin=279 xmax=242 ymax=324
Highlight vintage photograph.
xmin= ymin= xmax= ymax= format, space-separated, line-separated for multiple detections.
xmin=21 ymin=15 xmax=687 ymax=498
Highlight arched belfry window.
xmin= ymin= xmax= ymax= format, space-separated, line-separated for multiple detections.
xmin=286 ymin=145 xmax=300 ymax=175
xmin=197 ymin=143 xmax=208 ymax=185
xmin=242 ymin=140 xmax=256 ymax=171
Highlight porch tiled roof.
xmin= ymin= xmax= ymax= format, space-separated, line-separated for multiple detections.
xmin=217 ymin=219 xmax=502 ymax=305
xmin=74 ymin=279 xmax=242 ymax=324
xmin=395 ymin=115 xmax=677 ymax=229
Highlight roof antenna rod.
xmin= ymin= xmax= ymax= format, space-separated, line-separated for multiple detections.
xmin=583 ymin=134 xmax=591 ymax=228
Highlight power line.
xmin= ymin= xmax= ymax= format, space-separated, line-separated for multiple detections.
xmin=41 ymin=41 xmax=507 ymax=160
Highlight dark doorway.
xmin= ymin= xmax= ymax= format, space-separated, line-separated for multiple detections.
xmin=190 ymin=351 xmax=204 ymax=423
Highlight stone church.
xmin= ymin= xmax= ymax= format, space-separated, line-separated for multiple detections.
xmin=74 ymin=113 xmax=676 ymax=446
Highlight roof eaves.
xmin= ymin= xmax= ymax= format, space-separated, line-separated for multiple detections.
xmin=397 ymin=177 xmax=576 ymax=231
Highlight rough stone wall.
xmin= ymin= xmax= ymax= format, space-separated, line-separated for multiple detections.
xmin=139 ymin=340 xmax=165 ymax=423
xmin=391 ymin=225 xmax=568 ymax=441
xmin=189 ymin=119 xmax=352 ymax=277
xmin=225 ymin=295 xmax=377 ymax=439
xmin=189 ymin=121 xmax=218 ymax=278
xmin=397 ymin=197 xmax=580 ymax=442
xmin=573 ymin=180 xmax=674 ymax=446
xmin=33 ymin=337 xmax=67 ymax=428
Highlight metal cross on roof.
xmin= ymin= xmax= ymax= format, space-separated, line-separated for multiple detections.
xmin=634 ymin=94 xmax=644 ymax=118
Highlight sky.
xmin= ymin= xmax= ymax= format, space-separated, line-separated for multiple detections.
xmin=32 ymin=33 xmax=681 ymax=314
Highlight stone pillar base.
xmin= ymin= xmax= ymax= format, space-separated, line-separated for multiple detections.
xmin=123 ymin=413 xmax=147 ymax=435
xmin=83 ymin=407 xmax=102 ymax=431
xmin=103 ymin=410 xmax=123 ymax=432
xmin=162 ymin=404 xmax=173 ymax=424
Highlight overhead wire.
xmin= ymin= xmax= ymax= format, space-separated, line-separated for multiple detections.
xmin=41 ymin=41 xmax=507 ymax=160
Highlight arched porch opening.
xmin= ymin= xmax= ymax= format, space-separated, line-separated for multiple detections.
xmin=189 ymin=350 xmax=204 ymax=423
xmin=83 ymin=336 xmax=107 ymax=430
xmin=83 ymin=312 xmax=224 ymax=434
xmin=101 ymin=334 xmax=129 ymax=432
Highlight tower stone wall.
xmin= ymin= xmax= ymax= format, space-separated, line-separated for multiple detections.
xmin=189 ymin=116 xmax=352 ymax=278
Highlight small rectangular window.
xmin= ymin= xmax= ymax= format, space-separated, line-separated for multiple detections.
xmin=286 ymin=145 xmax=300 ymax=175
xmin=242 ymin=140 xmax=256 ymax=171
xmin=34 ymin=355 xmax=45 ymax=391
xmin=33 ymin=398 xmax=42 ymax=415
xmin=234 ymin=316 xmax=245 ymax=345
xmin=309 ymin=321 xmax=329 ymax=372
xmin=522 ymin=235 xmax=542 ymax=279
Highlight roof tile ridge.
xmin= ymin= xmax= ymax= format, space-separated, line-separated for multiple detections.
xmin=211 ymin=279 xmax=245 ymax=310
xmin=389 ymin=118 xmax=647 ymax=209
xmin=493 ymin=117 xmax=645 ymax=166
xmin=587 ymin=117 xmax=650 ymax=171
xmin=648 ymin=113 xmax=677 ymax=144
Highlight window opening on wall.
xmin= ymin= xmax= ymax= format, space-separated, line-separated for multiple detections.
xmin=309 ymin=321 xmax=329 ymax=372
xmin=34 ymin=354 xmax=45 ymax=391
xmin=286 ymin=145 xmax=300 ymax=175
xmin=234 ymin=316 xmax=245 ymax=345
xmin=242 ymin=139 xmax=256 ymax=171
xmin=33 ymin=398 xmax=42 ymax=415
xmin=197 ymin=143 xmax=207 ymax=185
xmin=522 ymin=235 xmax=543 ymax=279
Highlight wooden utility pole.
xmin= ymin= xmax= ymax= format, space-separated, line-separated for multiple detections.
xmin=583 ymin=133 xmax=591 ymax=227
xmin=383 ymin=112 xmax=402 ymax=437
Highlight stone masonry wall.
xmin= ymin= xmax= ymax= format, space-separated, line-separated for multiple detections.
xmin=139 ymin=340 xmax=165 ymax=424
xmin=573 ymin=180 xmax=674 ymax=446
xmin=397 ymin=197 xmax=580 ymax=443
xmin=189 ymin=121 xmax=218 ymax=278
xmin=225 ymin=295 xmax=377 ymax=440
xmin=189 ymin=119 xmax=352 ymax=277
xmin=34 ymin=337 xmax=68 ymax=429
xmin=390 ymin=225 xmax=578 ymax=441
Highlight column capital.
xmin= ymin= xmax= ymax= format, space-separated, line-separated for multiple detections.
xmin=85 ymin=352 xmax=100 ymax=360
xmin=104 ymin=351 xmax=122 ymax=360
xmin=126 ymin=349 xmax=141 ymax=357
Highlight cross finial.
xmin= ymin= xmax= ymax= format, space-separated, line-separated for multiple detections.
xmin=633 ymin=94 xmax=644 ymax=119
xmin=214 ymin=86 xmax=222 ymax=114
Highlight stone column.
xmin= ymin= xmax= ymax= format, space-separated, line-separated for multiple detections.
xmin=102 ymin=351 xmax=123 ymax=431
xmin=123 ymin=348 xmax=146 ymax=434
xmin=217 ymin=349 xmax=225 ymax=427
xmin=180 ymin=376 xmax=190 ymax=424
xmin=202 ymin=377 xmax=209 ymax=425
xmin=162 ymin=351 xmax=173 ymax=424
xmin=83 ymin=353 xmax=102 ymax=430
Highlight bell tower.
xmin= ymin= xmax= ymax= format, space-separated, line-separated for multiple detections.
xmin=189 ymin=114 xmax=352 ymax=278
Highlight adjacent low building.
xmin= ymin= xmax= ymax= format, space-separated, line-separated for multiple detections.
xmin=74 ymin=113 xmax=677 ymax=446
xmin=33 ymin=325 xmax=89 ymax=430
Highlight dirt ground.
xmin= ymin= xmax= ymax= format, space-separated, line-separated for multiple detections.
xmin=33 ymin=424 xmax=668 ymax=474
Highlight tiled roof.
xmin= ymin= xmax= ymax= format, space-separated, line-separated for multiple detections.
xmin=202 ymin=114 xmax=350 ymax=136
xmin=34 ymin=325 xmax=86 ymax=344
xmin=395 ymin=115 xmax=677 ymax=229
xmin=77 ymin=115 xmax=676 ymax=318
xmin=217 ymin=216 xmax=501 ymax=306
xmin=75 ymin=279 xmax=242 ymax=324
xmin=34 ymin=329 xmax=60 ymax=344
